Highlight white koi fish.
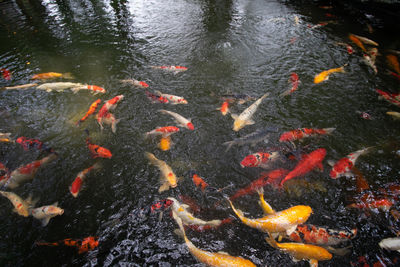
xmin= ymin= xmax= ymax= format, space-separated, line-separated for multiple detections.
xmin=231 ymin=93 xmax=270 ymax=131
xmin=0 ymin=191 xmax=38 ymax=217
xmin=120 ymin=79 xmax=149 ymax=88
xmin=158 ymin=109 xmax=194 ymax=130
xmin=31 ymin=202 xmax=64 ymax=226
xmin=145 ymin=152 xmax=178 ymax=193
xmin=379 ymin=237 xmax=400 ymax=252
xmin=155 ymin=91 xmax=188 ymax=104
xmin=36 ymin=82 xmax=84 ymax=92
xmin=151 ymin=65 xmax=188 ymax=74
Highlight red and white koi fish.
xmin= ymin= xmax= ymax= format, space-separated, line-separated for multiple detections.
xmin=192 ymin=173 xmax=209 ymax=192
xmin=231 ymin=93 xmax=270 ymax=131
xmin=4 ymin=83 xmax=38 ymax=90
xmin=279 ymin=128 xmax=335 ymax=142
xmin=145 ymin=91 xmax=169 ymax=103
xmin=86 ymin=138 xmax=112 ymax=159
xmin=0 ymin=191 xmax=37 ymax=217
xmin=145 ymin=126 xmax=180 ymax=138
xmin=97 ymin=95 xmax=124 ymax=130
xmin=70 ymin=163 xmax=101 ymax=198
xmin=71 ymin=85 xmax=106 ymax=94
xmin=1 ymin=68 xmax=11 ymax=80
xmin=158 ymin=109 xmax=194 ymax=130
xmin=329 ymin=147 xmax=373 ymax=179
xmin=100 ymin=112 xmax=121 ymax=133
xmin=240 ymin=152 xmax=280 ymax=168
xmin=31 ymin=202 xmax=64 ymax=226
xmin=120 ymin=79 xmax=149 ymax=88
xmin=76 ymin=99 xmax=102 ymax=126
xmin=169 ymin=197 xmax=221 ymax=227
xmin=35 ymin=236 xmax=99 ymax=254
xmin=351 ymin=34 xmax=379 ymax=47
xmin=287 ymin=224 xmax=357 ymax=246
xmin=0 ymin=153 xmax=58 ymax=189
xmin=155 ymin=91 xmax=188 ymax=104
xmin=217 ymin=101 xmax=229 ymax=115
xmin=151 ymin=65 xmax=188 ymax=74
xmin=347 ymin=192 xmax=393 ymax=212
xmin=280 ymin=148 xmax=326 ymax=187
xmin=145 ymin=152 xmax=178 ymax=192
xmin=280 ymin=73 xmax=300 ymax=97
xmin=16 ymin=136 xmax=54 ymax=153
xmin=336 ymin=42 xmax=354 ymax=54
xmin=0 ymin=162 xmax=8 ymax=174
xmin=376 ymin=89 xmax=400 ymax=107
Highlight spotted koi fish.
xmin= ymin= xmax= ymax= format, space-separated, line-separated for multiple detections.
xmin=279 ymin=128 xmax=335 ymax=142
xmin=145 ymin=91 xmax=169 ymax=103
xmin=0 ymin=132 xmax=13 ymax=143
xmin=158 ymin=109 xmax=194 ymax=130
xmin=120 ymin=79 xmax=149 ymax=88
xmin=16 ymin=136 xmax=54 ymax=153
xmin=145 ymin=126 xmax=180 ymax=138
xmin=70 ymin=162 xmax=101 ymax=198
xmin=155 ymin=91 xmax=187 ymax=104
xmin=35 ymin=236 xmax=99 ymax=254
xmin=76 ymin=99 xmax=102 ymax=126
xmin=72 ymin=85 xmax=106 ymax=94
xmin=280 ymin=73 xmax=300 ymax=97
xmin=240 ymin=151 xmax=280 ymax=168
xmin=329 ymin=147 xmax=373 ymax=179
xmin=376 ymin=89 xmax=400 ymax=107
xmin=347 ymin=192 xmax=393 ymax=212
xmin=97 ymin=95 xmax=124 ymax=131
xmin=150 ymin=198 xmax=174 ymax=213
xmin=145 ymin=152 xmax=178 ymax=192
xmin=336 ymin=42 xmax=354 ymax=54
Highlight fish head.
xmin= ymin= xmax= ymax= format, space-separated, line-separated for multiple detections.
xmin=233 ymin=120 xmax=245 ymax=131
xmin=240 ymin=155 xmax=258 ymax=167
xmin=47 ymin=206 xmax=64 ymax=215
xmin=98 ymin=147 xmax=112 ymax=159
xmin=70 ymin=177 xmax=82 ymax=197
xmin=186 ymin=122 xmax=194 ymax=130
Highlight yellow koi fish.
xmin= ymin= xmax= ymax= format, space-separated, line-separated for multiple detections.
xmin=314 ymin=64 xmax=347 ymax=84
xmin=145 ymin=152 xmax=178 ymax=192
xmin=173 ymin=215 xmax=256 ymax=267
xmin=0 ymin=191 xmax=38 ymax=217
xmin=256 ymin=187 xmax=275 ymax=214
xmin=231 ymin=93 xmax=269 ymax=131
xmin=31 ymin=72 xmax=74 ymax=80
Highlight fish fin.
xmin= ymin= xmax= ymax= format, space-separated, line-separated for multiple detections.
xmin=265 ymin=232 xmax=278 ymax=248
xmin=222 ymin=141 xmax=234 ymax=152
xmin=181 ymin=204 xmax=190 ymax=209
xmin=286 ymin=225 xmax=298 ymax=235
xmin=280 ymin=89 xmax=292 ymax=97
xmin=255 ymin=187 xmax=264 ymax=195
xmin=112 ymin=119 xmax=121 ymax=134
xmin=323 ymin=128 xmax=336 ymax=134
xmin=62 ymin=72 xmax=74 ymax=79
xmin=40 ymin=217 xmax=51 ymax=227
xmin=207 ymin=219 xmax=222 ymax=227
xmin=235 ymin=208 xmax=244 ymax=217
xmin=158 ymin=211 xmax=163 ymax=222
xmin=327 ymin=160 xmax=335 ymax=167
xmin=231 ymin=114 xmax=239 ymax=120
xmin=325 ymin=246 xmax=352 ymax=256
xmin=309 ymin=259 xmax=318 ymax=267
xmin=52 ymin=202 xmax=59 ymax=207
xmin=158 ymin=181 xmax=170 ymax=193
xmin=245 ymin=119 xmax=255 ymax=125
xmin=12 ymin=208 xmax=18 ymax=214
xmin=71 ymin=87 xmax=80 ymax=94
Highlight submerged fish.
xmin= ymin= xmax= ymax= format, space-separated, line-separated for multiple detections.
xmin=280 ymin=73 xmax=300 ymax=97
xmin=31 ymin=202 xmax=64 ymax=226
xmin=120 ymin=79 xmax=149 ymax=88
xmin=31 ymin=72 xmax=74 ymax=80
xmin=35 ymin=236 xmax=99 ymax=254
xmin=349 ymin=34 xmax=367 ymax=53
xmin=314 ymin=64 xmax=347 ymax=84
xmin=158 ymin=109 xmax=194 ymax=130
xmin=192 ymin=173 xmax=209 ymax=192
xmin=70 ymin=163 xmax=101 ymax=198
xmin=222 ymin=126 xmax=278 ymax=152
xmin=36 ymin=82 xmax=84 ymax=92
xmin=221 ymin=94 xmax=257 ymax=105
xmin=16 ymin=136 xmax=54 ymax=153
xmin=351 ymin=34 xmax=379 ymax=47
xmin=217 ymin=101 xmax=229 ymax=115
xmin=376 ymin=89 xmax=400 ymax=107
xmin=145 ymin=152 xmax=178 ymax=192
xmin=231 ymin=93 xmax=269 ymax=131
xmin=240 ymin=151 xmax=280 ymax=168
xmin=151 ymin=65 xmax=188 ymax=74
xmin=387 ymin=54 xmax=400 ymax=75
xmin=76 ymin=99 xmax=102 ymax=126
xmin=145 ymin=126 xmax=180 ymax=138
xmin=329 ymin=147 xmax=373 ymax=179
xmin=0 ymin=191 xmax=37 ymax=217
xmin=155 ymin=91 xmax=188 ymax=104
xmin=279 ymin=128 xmax=335 ymax=142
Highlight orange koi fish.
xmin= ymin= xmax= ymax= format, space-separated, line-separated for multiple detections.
xmin=266 ymin=233 xmax=332 ymax=266
xmin=279 ymin=128 xmax=335 ymax=142
xmin=16 ymin=136 xmax=54 ymax=153
xmin=314 ymin=64 xmax=347 ymax=83
xmin=351 ymin=34 xmax=378 ymax=46
xmin=97 ymin=95 xmax=124 ymax=130
xmin=35 ymin=236 xmax=99 ymax=254
xmin=70 ymin=162 xmax=101 ymax=197
xmin=280 ymin=73 xmax=300 ymax=97
xmin=76 ymin=99 xmax=102 ymax=126
xmin=1 ymin=68 xmax=11 ymax=80
xmin=145 ymin=126 xmax=180 ymax=138
xmin=217 ymin=101 xmax=229 ymax=115
xmin=387 ymin=54 xmax=400 ymax=75
xmin=280 ymin=148 xmax=326 ymax=187
xmin=159 ymin=136 xmax=172 ymax=151
xmin=349 ymin=34 xmax=367 ymax=53
xmin=192 ymin=173 xmax=209 ymax=192
xmin=353 ymin=167 xmax=370 ymax=193
xmin=86 ymin=136 xmax=112 ymax=159
xmin=329 ymin=147 xmax=372 ymax=179
xmin=31 ymin=72 xmax=74 ymax=80
xmin=151 ymin=65 xmax=188 ymax=74
xmin=173 ymin=215 xmax=256 ymax=267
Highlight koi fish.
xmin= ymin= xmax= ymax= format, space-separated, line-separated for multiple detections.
xmin=150 ymin=198 xmax=174 ymax=213
xmin=349 ymin=34 xmax=367 ymax=53
xmin=329 ymin=147 xmax=373 ymax=179
xmin=0 ymin=132 xmax=13 ymax=143
xmin=192 ymin=173 xmax=209 ymax=192
xmin=16 ymin=136 xmax=54 ymax=153
xmin=97 ymin=95 xmax=124 ymax=130
xmin=145 ymin=126 xmax=180 ymax=138
xmin=145 ymin=91 xmax=169 ymax=103
xmin=379 ymin=237 xmax=400 ymax=252
xmin=369 ymin=47 xmax=378 ymax=62
xmin=71 ymin=85 xmax=106 ymax=94
xmin=31 ymin=202 xmax=64 ymax=226
xmin=229 ymin=168 xmax=289 ymax=201
xmin=155 ymin=91 xmax=187 ymax=104
xmin=1 ymin=68 xmax=11 ymax=80
xmin=280 ymin=73 xmax=300 ymax=97
xmin=159 ymin=135 xmax=172 ymax=151
xmin=145 ymin=152 xmax=178 ymax=192
xmin=387 ymin=54 xmax=400 ymax=75
xmin=100 ymin=112 xmax=121 ymax=133
xmin=36 ymin=82 xmax=84 ymax=92
xmin=280 ymin=148 xmax=326 ymax=187
xmin=387 ymin=111 xmax=400 ymax=119
xmin=217 ymin=100 xmax=229 ymax=115
xmin=86 ymin=138 xmax=112 ymax=159
xmin=0 ymin=153 xmax=58 ymax=189
xmin=186 ymin=218 xmax=234 ymax=232
xmin=151 ymin=65 xmax=188 ymax=74
xmin=158 ymin=109 xmax=194 ymax=130
xmin=314 ymin=64 xmax=347 ymax=84
xmin=31 ymin=72 xmax=74 ymax=80
xmin=227 ymin=198 xmax=312 ymax=235
xmin=222 ymin=126 xmax=278 ymax=152
xmin=363 ymin=54 xmax=378 ymax=74
xmin=265 ymin=233 xmax=332 ymax=267
xmin=351 ymin=34 xmax=379 ymax=47
xmin=319 ymin=6 xmax=333 ymax=9
xmin=231 ymin=93 xmax=269 ymax=131
xmin=336 ymin=42 xmax=354 ymax=54
xmin=76 ymin=99 xmax=102 ymax=126
xmin=70 ymin=162 xmax=101 ymax=198
xmin=173 ymin=215 xmax=256 ymax=267
xmin=221 ymin=94 xmax=257 ymax=104
xmin=120 ymin=79 xmax=149 ymax=88
xmin=240 ymin=151 xmax=280 ymax=168
xmin=3 ymin=83 xmax=38 ymax=90
xmin=279 ymin=128 xmax=335 ymax=142
xmin=347 ymin=192 xmax=393 ymax=212
xmin=169 ymin=197 xmax=221 ymax=227
xmin=287 ymin=224 xmax=357 ymax=246
xmin=0 ymin=191 xmax=37 ymax=217
xmin=35 ymin=236 xmax=99 ymax=254
xmin=376 ymin=89 xmax=400 ymax=107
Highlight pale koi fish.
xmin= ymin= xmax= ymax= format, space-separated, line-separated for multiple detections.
xmin=158 ymin=109 xmax=194 ymax=130
xmin=0 ymin=191 xmax=38 ymax=217
xmin=120 ymin=79 xmax=149 ymax=88
xmin=336 ymin=42 xmax=354 ymax=54
xmin=314 ymin=64 xmax=347 ymax=84
xmin=363 ymin=54 xmax=378 ymax=74
xmin=387 ymin=111 xmax=400 ymax=119
xmin=145 ymin=152 xmax=178 ymax=192
xmin=379 ymin=237 xmax=400 ymax=252
xmin=36 ymin=82 xmax=84 ymax=92
xmin=31 ymin=202 xmax=64 ymax=226
xmin=3 ymin=83 xmax=38 ymax=90
xmin=151 ymin=65 xmax=188 ymax=74
xmin=155 ymin=91 xmax=188 ymax=104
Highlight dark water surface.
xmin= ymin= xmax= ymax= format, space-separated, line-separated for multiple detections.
xmin=1 ymin=0 xmax=400 ymax=266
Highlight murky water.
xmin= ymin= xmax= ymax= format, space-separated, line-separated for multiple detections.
xmin=1 ymin=0 xmax=400 ymax=266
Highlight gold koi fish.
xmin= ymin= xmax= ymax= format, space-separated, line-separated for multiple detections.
xmin=231 ymin=93 xmax=269 ymax=131
xmin=145 ymin=152 xmax=178 ymax=192
xmin=314 ymin=64 xmax=347 ymax=84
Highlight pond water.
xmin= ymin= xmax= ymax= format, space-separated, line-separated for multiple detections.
xmin=1 ymin=0 xmax=400 ymax=266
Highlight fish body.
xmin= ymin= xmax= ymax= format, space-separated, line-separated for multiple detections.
xmin=231 ymin=93 xmax=269 ymax=131
xmin=145 ymin=91 xmax=169 ymax=103
xmin=223 ymin=126 xmax=278 ymax=151
xmin=173 ymin=215 xmax=256 ymax=267
xmin=120 ymin=79 xmax=149 ymax=88
xmin=363 ymin=54 xmax=378 ymax=74
xmin=31 ymin=72 xmax=73 ymax=80
xmin=192 ymin=174 xmax=209 ymax=192
xmin=352 ymin=34 xmax=379 ymax=46
xmin=314 ymin=64 xmax=346 ymax=84
xmin=158 ymin=109 xmax=194 ymax=130
xmin=36 ymin=82 xmax=84 ymax=92
xmin=97 ymin=95 xmax=124 ymax=130
xmin=347 ymin=192 xmax=393 ymax=211
xmin=155 ymin=91 xmax=187 ymax=104
xmin=376 ymin=89 xmax=400 ymax=107
xmin=31 ymin=202 xmax=64 ymax=226
xmin=0 ymin=132 xmax=13 ymax=143
xmin=280 ymin=148 xmax=326 ymax=187
xmin=379 ymin=237 xmax=400 ymax=252
xmin=35 ymin=236 xmax=99 ymax=254
xmin=280 ymin=73 xmax=300 ymax=97
xmin=217 ymin=101 xmax=229 ymax=115
xmin=329 ymin=147 xmax=372 ymax=179
xmin=159 ymin=136 xmax=172 ymax=151
xmin=4 ymin=83 xmax=37 ymax=90
xmin=228 ymin=199 xmax=312 ymax=235
xmin=145 ymin=152 xmax=178 ymax=192
xmin=101 ymin=112 xmax=121 ymax=133
xmin=70 ymin=163 xmax=101 ymax=197
xmin=279 ymin=128 xmax=335 ymax=142
xmin=240 ymin=152 xmax=280 ymax=168
xmin=76 ymin=99 xmax=102 ymax=126
xmin=16 ymin=136 xmax=54 ymax=153
xmin=0 ymin=153 xmax=58 ymax=189
xmin=221 ymin=94 xmax=257 ymax=104
xmin=151 ymin=65 xmax=187 ymax=74
xmin=145 ymin=126 xmax=180 ymax=138
xmin=169 ymin=197 xmax=221 ymax=227
xmin=1 ymin=68 xmax=11 ymax=80
xmin=387 ymin=111 xmax=400 ymax=119
xmin=387 ymin=54 xmax=400 ymax=75
xmin=0 ymin=191 xmax=36 ymax=217
xmin=72 ymin=85 xmax=106 ymax=94
xmin=349 ymin=34 xmax=367 ymax=53
xmin=287 ymin=224 xmax=357 ymax=246
xmin=86 ymin=138 xmax=112 ymax=159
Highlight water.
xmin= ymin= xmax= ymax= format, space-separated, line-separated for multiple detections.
xmin=1 ymin=0 xmax=400 ymax=266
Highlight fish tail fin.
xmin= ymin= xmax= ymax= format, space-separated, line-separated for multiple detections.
xmin=265 ymin=232 xmax=278 ymax=248
xmin=62 ymin=72 xmax=74 ymax=79
xmin=340 ymin=63 xmax=349 ymax=72
xmin=207 ymin=219 xmax=222 ymax=227
xmin=261 ymin=92 xmax=270 ymax=100
xmin=323 ymin=128 xmax=336 ymax=134
xmin=25 ymin=194 xmax=39 ymax=208
xmin=92 ymin=162 xmax=102 ymax=171
xmin=222 ymin=141 xmax=234 ymax=152
xmin=111 ymin=119 xmax=121 ymax=134
xmin=280 ymin=89 xmax=292 ymax=97
xmin=255 ymin=187 xmax=264 ymax=196
xmin=145 ymin=152 xmax=159 ymax=166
